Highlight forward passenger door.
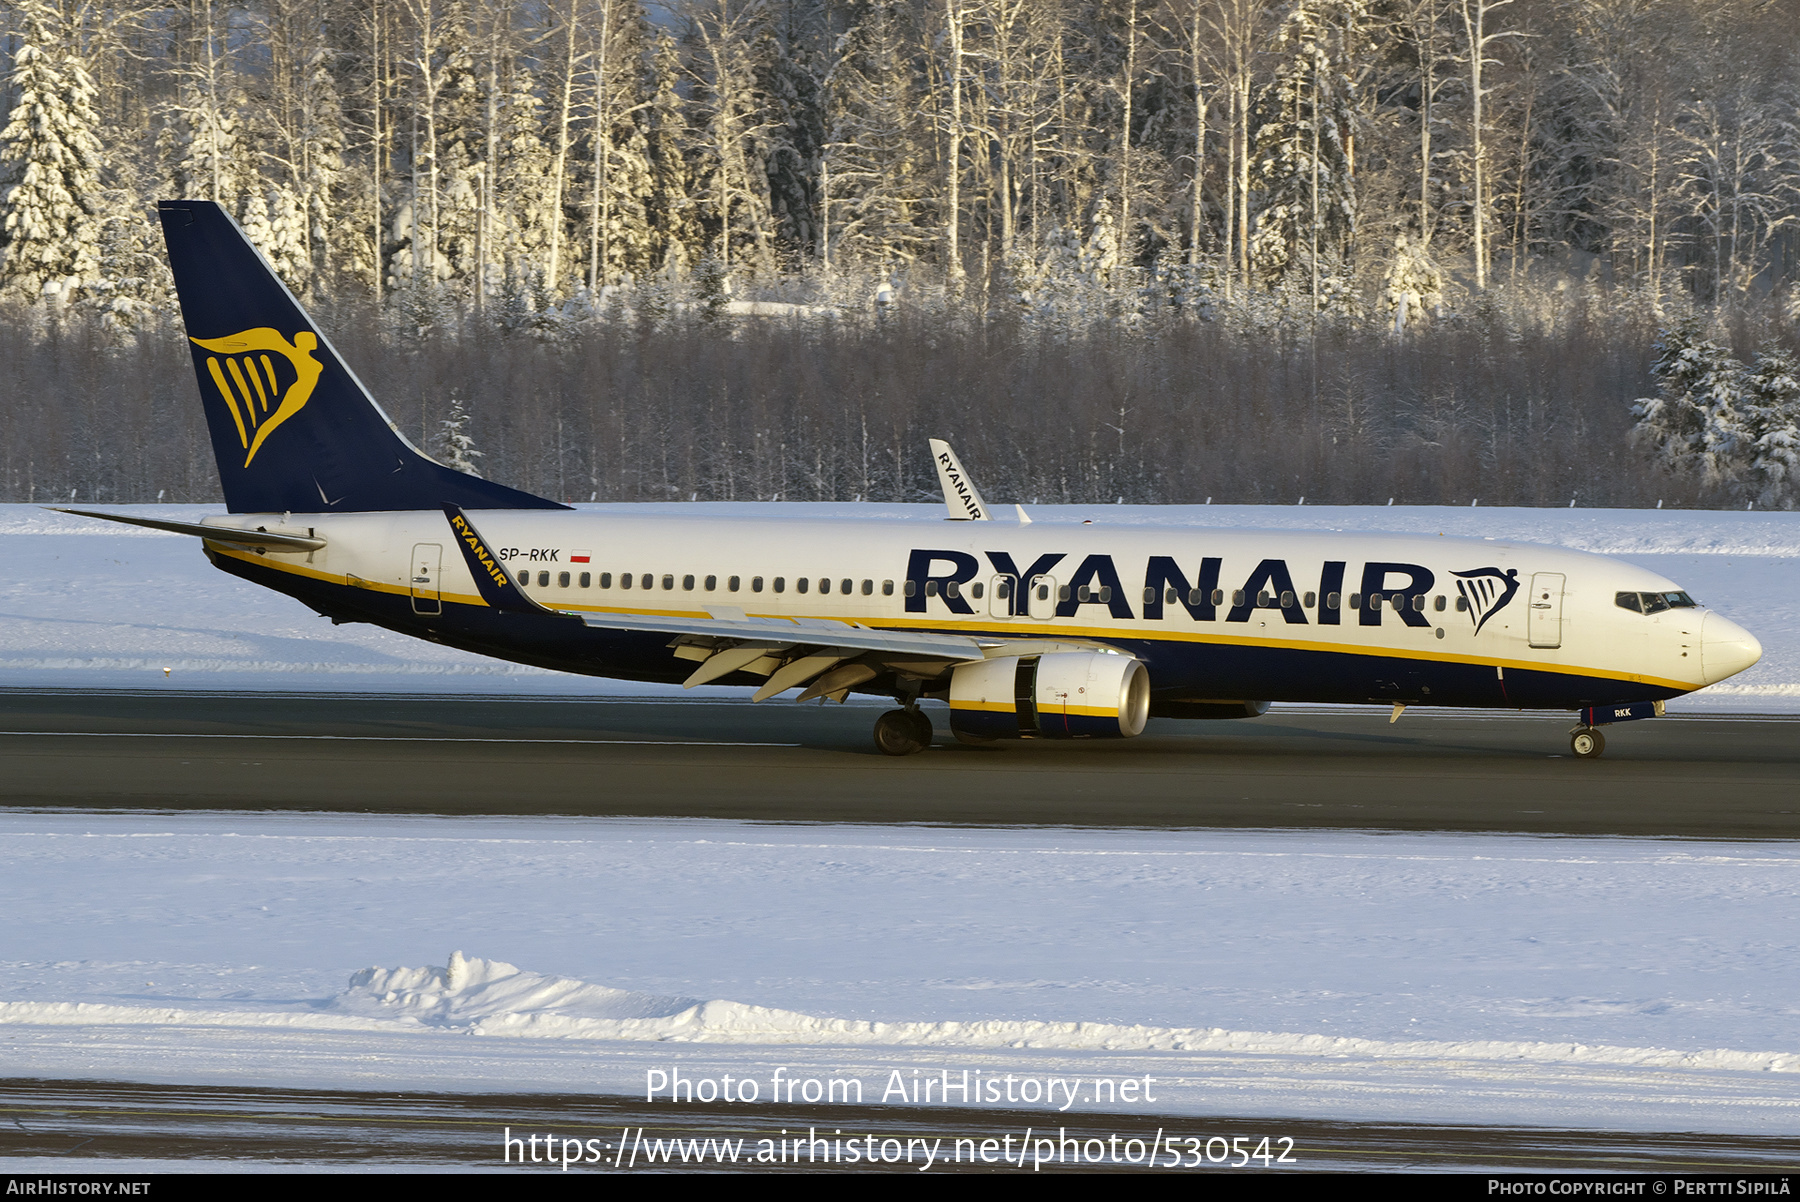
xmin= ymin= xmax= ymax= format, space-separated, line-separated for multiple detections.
xmin=1528 ymin=572 xmax=1565 ymax=648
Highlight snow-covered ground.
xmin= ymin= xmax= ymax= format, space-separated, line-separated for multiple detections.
xmin=2 ymin=501 xmax=1797 ymax=707
xmin=5 ymin=501 xmax=1799 ymax=1148
xmin=1 ymin=815 xmax=1796 ymax=1134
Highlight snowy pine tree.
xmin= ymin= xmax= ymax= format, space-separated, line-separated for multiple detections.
xmin=1383 ymin=230 xmax=1446 ymax=332
xmin=76 ymin=211 xmax=174 ymax=340
xmin=436 ymin=393 xmax=484 ymax=475
xmin=1743 ymin=344 xmax=1800 ymax=507
xmin=1248 ymin=0 xmax=1361 ymax=291
xmin=819 ymin=0 xmax=931 ymax=271
xmin=0 ymin=3 xmax=104 ymax=302
xmin=1631 ymin=321 xmax=1755 ymax=488
xmin=646 ymin=32 xmax=700 ymax=278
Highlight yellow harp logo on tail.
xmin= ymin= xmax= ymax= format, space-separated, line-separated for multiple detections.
xmin=191 ymin=328 xmax=324 ymax=467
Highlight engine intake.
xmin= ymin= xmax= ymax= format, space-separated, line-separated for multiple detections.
xmin=950 ymin=652 xmax=1150 ymax=740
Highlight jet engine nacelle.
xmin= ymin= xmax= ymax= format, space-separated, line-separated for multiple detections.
xmin=949 ymin=652 xmax=1150 ymax=740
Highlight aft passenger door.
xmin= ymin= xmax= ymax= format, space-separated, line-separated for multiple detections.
xmin=1528 ymin=572 xmax=1564 ymax=648
xmin=411 ymin=543 xmax=442 ymax=615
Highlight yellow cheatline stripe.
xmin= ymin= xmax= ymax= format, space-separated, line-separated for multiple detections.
xmin=211 ymin=545 xmax=482 ymax=607
xmin=867 ymin=613 xmax=1694 ymax=691
xmin=211 ymin=549 xmax=1694 ymax=691
xmin=949 ymin=699 xmax=1014 ymax=713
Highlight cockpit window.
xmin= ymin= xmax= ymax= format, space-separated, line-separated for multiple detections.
xmin=1617 ymin=590 xmax=1698 ymax=615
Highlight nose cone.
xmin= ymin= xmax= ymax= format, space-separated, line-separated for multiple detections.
xmin=1701 ymin=612 xmax=1762 ymax=685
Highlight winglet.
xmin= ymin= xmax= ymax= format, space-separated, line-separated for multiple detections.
xmin=441 ymin=504 xmax=575 ymax=617
xmin=928 ymin=439 xmax=990 ymax=520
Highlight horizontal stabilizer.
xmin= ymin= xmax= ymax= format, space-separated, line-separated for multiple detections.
xmin=48 ymin=507 xmax=325 ymax=551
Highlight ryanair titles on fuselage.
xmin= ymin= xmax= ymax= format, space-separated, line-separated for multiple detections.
xmin=902 ymin=548 xmax=1517 ymax=630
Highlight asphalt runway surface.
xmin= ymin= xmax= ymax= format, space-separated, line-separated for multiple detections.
xmin=3 ymin=1078 xmax=1798 ymax=1174
xmin=0 ymin=688 xmax=1796 ymax=835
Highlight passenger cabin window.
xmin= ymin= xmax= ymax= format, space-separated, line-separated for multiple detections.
xmin=599 ymin=573 xmax=612 ymax=589
xmin=883 ymin=581 xmax=895 ymax=596
xmin=517 ymin=570 xmax=529 ymax=586
xmin=862 ymin=580 xmax=874 ymax=596
xmin=774 ymin=577 xmax=786 ymax=593
xmin=727 ymin=576 xmax=739 ymax=591
xmin=579 ymin=572 xmax=591 ymax=588
xmin=842 ymin=579 xmax=853 ymax=595
xmin=537 ymin=571 xmax=550 ymax=587
xmin=797 ymin=578 xmax=809 ymax=594
xmin=1303 ymin=591 xmax=1316 ymax=608
xmin=662 ymin=574 xmax=674 ymax=590
xmin=558 ymin=571 xmax=570 ymax=587
xmin=704 ymin=575 xmax=716 ymax=591
xmin=1433 ymin=594 xmax=1446 ymax=611
xmin=751 ymin=577 xmax=763 ymax=592
xmin=1326 ymin=592 xmax=1340 ymax=610
xmin=683 ymin=575 xmax=696 ymax=591
xmin=1455 ymin=595 xmax=1468 ymax=611
xmin=620 ymin=573 xmax=632 ymax=589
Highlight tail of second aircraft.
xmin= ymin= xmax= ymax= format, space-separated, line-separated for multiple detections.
xmin=158 ymin=199 xmax=565 ymax=514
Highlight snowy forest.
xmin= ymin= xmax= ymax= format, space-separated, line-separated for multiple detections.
xmin=1 ymin=0 xmax=1798 ymax=508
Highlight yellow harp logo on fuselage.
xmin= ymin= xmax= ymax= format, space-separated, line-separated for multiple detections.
xmin=191 ymin=328 xmax=324 ymax=467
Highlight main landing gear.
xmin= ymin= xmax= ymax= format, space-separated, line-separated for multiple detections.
xmin=874 ymin=706 xmax=933 ymax=756
xmin=1570 ymin=727 xmax=1606 ymax=758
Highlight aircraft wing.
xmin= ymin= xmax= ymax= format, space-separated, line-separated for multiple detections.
xmin=578 ymin=609 xmax=984 ymax=661
xmin=577 ymin=609 xmax=986 ymax=700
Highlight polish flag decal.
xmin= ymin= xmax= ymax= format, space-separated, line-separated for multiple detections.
xmin=570 ymin=549 xmax=591 ymax=563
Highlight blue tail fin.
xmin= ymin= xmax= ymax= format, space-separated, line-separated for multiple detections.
xmin=158 ymin=199 xmax=565 ymax=514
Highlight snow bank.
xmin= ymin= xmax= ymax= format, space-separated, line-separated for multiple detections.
xmin=5 ymin=951 xmax=1795 ymax=1079
xmin=5 ymin=816 xmax=1800 ymax=1130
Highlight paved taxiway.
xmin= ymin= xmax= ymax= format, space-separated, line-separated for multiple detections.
xmin=1 ymin=689 xmax=1795 ymax=836
xmin=3 ymin=1078 xmax=1798 ymax=1173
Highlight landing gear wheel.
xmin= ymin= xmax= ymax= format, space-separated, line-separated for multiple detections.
xmin=874 ymin=709 xmax=927 ymax=756
xmin=1571 ymin=729 xmax=1606 ymax=758
xmin=907 ymin=707 xmax=934 ymax=747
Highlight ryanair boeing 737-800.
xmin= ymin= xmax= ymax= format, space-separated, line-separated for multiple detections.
xmin=57 ymin=200 xmax=1763 ymax=758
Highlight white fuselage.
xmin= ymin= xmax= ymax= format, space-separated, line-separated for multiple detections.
xmin=198 ymin=508 xmax=1761 ymax=707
